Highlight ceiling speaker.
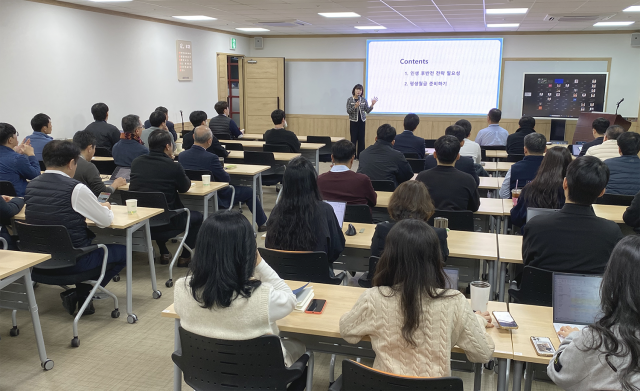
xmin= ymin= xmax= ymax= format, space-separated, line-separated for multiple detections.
xmin=254 ymin=37 xmax=264 ymax=50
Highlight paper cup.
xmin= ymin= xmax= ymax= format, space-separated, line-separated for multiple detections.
xmin=126 ymin=199 xmax=137 ymax=215
xmin=219 ymin=157 xmax=224 ymax=165
xmin=470 ymin=281 xmax=491 ymax=312
xmin=202 ymin=175 xmax=211 ymax=186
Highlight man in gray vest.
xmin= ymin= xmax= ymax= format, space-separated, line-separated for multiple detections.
xmin=208 ymin=101 xmax=243 ymax=139
xmin=24 ymin=140 xmax=126 ymax=316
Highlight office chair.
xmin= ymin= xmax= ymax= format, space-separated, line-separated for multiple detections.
xmin=595 ymin=193 xmax=634 ymax=206
xmin=307 ymin=136 xmax=333 ymax=162
xmin=244 ymin=151 xmax=284 ymax=187
xmin=0 ymin=181 xmax=17 ymax=197
xmin=344 ymin=204 xmax=373 ymax=224
xmin=222 ymin=143 xmax=243 ymax=151
xmin=258 ymin=248 xmax=345 ymax=285
xmin=357 ymin=256 xmax=380 ymax=288
xmin=508 ymin=266 xmax=553 ymax=306
xmin=94 ymin=147 xmax=112 ymax=157
xmin=370 ymin=180 xmax=395 ymax=192
xmin=406 ymin=158 xmax=425 ymax=174
xmin=428 ymin=210 xmax=475 ymax=231
xmin=264 ymin=144 xmax=291 ymax=153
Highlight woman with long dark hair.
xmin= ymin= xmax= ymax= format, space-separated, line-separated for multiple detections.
xmin=346 ymin=84 xmax=378 ymax=158
xmin=548 ymin=235 xmax=640 ymax=390
xmin=266 ymin=156 xmax=345 ymax=264
xmin=340 ymin=219 xmax=495 ymax=377
xmin=174 ymin=211 xmax=305 ymax=367
xmin=510 ymin=146 xmax=572 ymax=228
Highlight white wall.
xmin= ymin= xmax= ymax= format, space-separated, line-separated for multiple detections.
xmin=250 ymin=34 xmax=640 ymax=119
xmin=0 ymin=0 xmax=250 ymax=139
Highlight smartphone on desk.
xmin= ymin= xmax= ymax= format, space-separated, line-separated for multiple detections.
xmin=493 ymin=311 xmax=518 ymax=329
xmin=305 ymin=299 xmax=327 ymax=314
xmin=97 ymin=192 xmax=111 ymax=203
xmin=531 ymin=336 xmax=556 ymax=357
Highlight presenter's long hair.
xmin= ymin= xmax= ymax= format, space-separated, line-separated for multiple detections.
xmin=187 ymin=211 xmax=261 ymax=309
xmin=352 ymin=84 xmax=364 ymax=97
xmin=266 ymin=156 xmax=321 ymax=252
xmin=584 ymin=235 xmax=640 ymax=391
xmin=521 ymin=146 xmax=572 ymax=209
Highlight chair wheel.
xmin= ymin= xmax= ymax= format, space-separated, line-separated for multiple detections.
xmin=112 ymin=274 xmax=121 ymax=282
xmin=165 ymin=280 xmax=174 ymax=288
xmin=71 ymin=337 xmax=80 ymax=348
xmin=152 ymin=290 xmax=162 ymax=299
xmin=42 ymin=359 xmax=54 ymax=371
xmin=111 ymin=309 xmax=120 ymax=318
xmin=10 ymin=327 xmax=19 ymax=337
xmin=485 ymin=360 xmax=495 ymax=371
xmin=127 ymin=314 xmax=138 ymax=324
xmin=171 ymin=239 xmax=178 ymax=243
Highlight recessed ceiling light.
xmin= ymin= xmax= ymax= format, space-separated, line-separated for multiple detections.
xmin=593 ymin=21 xmax=635 ymax=26
xmin=318 ymin=12 xmax=360 ymax=18
xmin=487 ymin=23 xmax=520 ymax=27
xmin=486 ymin=8 xmax=528 ymax=14
xmin=236 ymin=27 xmax=270 ymax=31
xmin=172 ymin=16 xmax=216 ymax=21
xmin=355 ymin=26 xmax=386 ymax=30
xmin=88 ymin=0 xmax=132 ymax=2
xmin=623 ymin=6 xmax=640 ymax=12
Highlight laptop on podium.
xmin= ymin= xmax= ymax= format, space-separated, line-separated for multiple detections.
xmin=552 ymin=273 xmax=603 ymax=341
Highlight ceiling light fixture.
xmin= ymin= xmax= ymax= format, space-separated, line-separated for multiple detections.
xmin=172 ymin=16 xmax=216 ymax=21
xmin=623 ymin=6 xmax=640 ymax=12
xmin=487 ymin=23 xmax=520 ymax=27
xmin=355 ymin=26 xmax=386 ymax=30
xmin=486 ymin=8 xmax=528 ymax=14
xmin=236 ymin=27 xmax=270 ymax=31
xmin=318 ymin=12 xmax=360 ymax=18
xmin=593 ymin=21 xmax=635 ymax=26
xmin=88 ymin=0 xmax=132 ymax=2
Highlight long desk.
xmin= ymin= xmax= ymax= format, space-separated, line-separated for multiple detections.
xmin=226 ymin=150 xmax=300 ymax=163
xmin=13 ymin=205 xmax=163 ymax=323
xmin=225 ymin=164 xmax=270 ymax=230
xmin=241 ymin=134 xmax=344 ymax=143
xmin=479 ymin=177 xmax=501 ymax=190
xmin=483 ymin=161 xmax=513 ymax=175
xmin=501 ymin=200 xmax=627 ymax=225
xmin=486 ymin=150 xmax=508 ymax=160
xmin=375 ymin=193 xmax=507 ymax=216
xmin=161 ymin=281 xmax=514 ymax=391
xmin=223 ymin=140 xmax=326 ymax=172
xmin=0 ymin=250 xmax=53 ymax=370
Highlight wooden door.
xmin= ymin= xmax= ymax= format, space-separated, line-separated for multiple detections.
xmin=217 ymin=53 xmax=228 ymax=102
xmin=243 ymin=57 xmax=285 ymax=132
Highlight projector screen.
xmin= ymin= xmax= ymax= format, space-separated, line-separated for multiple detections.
xmin=365 ymin=39 xmax=503 ymax=115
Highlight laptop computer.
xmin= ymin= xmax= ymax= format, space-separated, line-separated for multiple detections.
xmin=103 ymin=166 xmax=131 ymax=185
xmin=552 ymin=273 xmax=603 ymax=341
xmin=443 ymin=267 xmax=459 ymax=290
xmin=570 ymin=145 xmax=583 ymax=157
xmin=323 ymin=201 xmax=346 ymax=228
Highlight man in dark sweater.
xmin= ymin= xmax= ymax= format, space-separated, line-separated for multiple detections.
xmin=72 ymin=130 xmax=126 ymax=196
xmin=499 ymin=133 xmax=546 ymax=199
xmin=424 ymin=125 xmax=479 ymax=186
xmin=605 ymin=131 xmax=640 ymax=195
xmin=416 ymin=135 xmax=480 ymax=211
xmin=209 ymin=101 xmax=243 ymax=139
xmin=130 ymin=129 xmax=203 ymax=266
xmin=506 ymin=116 xmax=536 ymax=158
xmin=393 ymin=113 xmax=425 ymax=158
xmin=182 ymin=110 xmax=229 ymax=158
xmin=317 ymin=139 xmax=377 ymax=207
xmin=357 ymin=124 xmax=413 ymax=188
xmin=523 ymin=156 xmax=622 ymax=275
xmin=579 ymin=117 xmax=609 ymax=156
xmin=264 ymin=110 xmax=301 ymax=153
xmin=84 ymin=103 xmax=121 ymax=151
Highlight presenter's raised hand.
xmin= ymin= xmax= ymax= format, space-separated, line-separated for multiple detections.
xmin=371 ymin=97 xmax=379 ymax=106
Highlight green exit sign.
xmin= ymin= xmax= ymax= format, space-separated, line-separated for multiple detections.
xmin=230 ymin=38 xmax=236 ymax=50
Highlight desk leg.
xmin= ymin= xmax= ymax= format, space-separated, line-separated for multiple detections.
xmin=502 ymin=215 xmax=510 ymax=235
xmin=252 ymin=174 xmax=258 ymax=232
xmin=144 ymin=221 xmax=160 ymax=299
xmin=23 ymin=271 xmax=53 ymax=370
xmin=214 ymin=192 xmax=218 ymax=213
xmin=125 ymin=227 xmax=137 ymax=323
xmin=306 ymin=351 xmax=314 ymax=391
xmin=524 ymin=361 xmax=533 ymax=391
xmin=174 ymin=319 xmax=182 ymax=391
xmin=472 ymin=363 xmax=482 ymax=391
xmin=487 ymin=260 xmax=495 ymax=299
xmin=512 ymin=361 xmax=524 ymax=391
xmin=314 ymin=150 xmax=320 ymax=173
xmin=497 ymin=358 xmax=508 ymax=391
xmin=499 ymin=262 xmax=507 ymax=302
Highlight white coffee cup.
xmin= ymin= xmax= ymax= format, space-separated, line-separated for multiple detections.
xmin=126 ymin=199 xmax=138 ymax=214
xmin=470 ymin=281 xmax=491 ymax=312
xmin=202 ymin=175 xmax=211 ymax=186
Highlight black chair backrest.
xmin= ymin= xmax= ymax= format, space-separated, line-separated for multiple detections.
xmin=368 ymin=256 xmax=380 ymax=282
xmin=215 ymin=133 xmax=231 ymax=140
xmin=264 ymin=144 xmax=291 ymax=153
xmin=258 ymin=248 xmax=343 ymax=284
xmin=506 ymin=154 xmax=525 ymax=163
xmin=371 ymin=180 xmax=395 ymax=192
xmin=222 ymin=143 xmax=243 ymax=151
xmin=244 ymin=151 xmax=276 ymax=166
xmin=481 ymin=149 xmax=487 ymax=160
xmin=344 ymin=204 xmax=372 ymax=224
xmin=340 ymin=360 xmax=463 ymax=391
xmin=172 ymin=328 xmax=299 ymax=391
xmin=509 ymin=266 xmax=553 ymax=306
xmin=403 ymin=152 xmax=420 ymax=159
xmin=184 ymin=169 xmax=213 ymax=182
xmin=481 ymin=145 xmax=506 ymax=151
xmin=406 ymin=158 xmax=425 ymax=174
xmin=119 ymin=191 xmax=174 ymax=226
xmin=526 ymin=207 xmax=560 ymax=223
xmin=0 ymin=181 xmax=17 ymax=197
xmin=94 ymin=147 xmax=112 ymax=157
xmin=14 ymin=222 xmax=95 ymax=270
xmin=424 ymin=139 xmax=436 ymax=148
xmin=306 ymin=136 xmax=332 ymax=155
xmin=38 ymin=161 xmax=46 ymax=171
xmin=428 ymin=210 xmax=474 ymax=232
xmin=93 ymin=159 xmax=117 ymax=175
xmin=596 ymin=193 xmax=635 ymax=206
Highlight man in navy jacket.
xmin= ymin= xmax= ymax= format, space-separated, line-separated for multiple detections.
xmin=178 ymin=126 xmax=267 ymax=232
xmin=605 ymin=131 xmax=640 ymax=195
xmin=393 ymin=113 xmax=425 ymax=159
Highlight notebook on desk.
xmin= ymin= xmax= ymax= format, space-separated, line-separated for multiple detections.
xmin=323 ymin=201 xmax=346 ymax=227
xmin=552 ymin=273 xmax=603 ymax=341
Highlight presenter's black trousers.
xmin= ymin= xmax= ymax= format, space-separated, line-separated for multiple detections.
xmin=350 ymin=118 xmax=366 ymax=158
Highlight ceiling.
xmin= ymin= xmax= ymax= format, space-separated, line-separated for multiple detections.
xmin=55 ymin=0 xmax=640 ymax=35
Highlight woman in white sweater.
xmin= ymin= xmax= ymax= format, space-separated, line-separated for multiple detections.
xmin=340 ymin=219 xmax=495 ymax=377
xmin=174 ymin=210 xmax=305 ymax=368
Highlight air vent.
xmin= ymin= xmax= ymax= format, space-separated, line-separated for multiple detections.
xmin=257 ymin=20 xmax=311 ymax=27
xmin=544 ymin=14 xmax=615 ymax=22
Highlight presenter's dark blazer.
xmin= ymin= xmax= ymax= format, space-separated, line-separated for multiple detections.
xmin=393 ymin=131 xmax=425 ymax=159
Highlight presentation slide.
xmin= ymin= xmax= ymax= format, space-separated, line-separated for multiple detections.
xmin=366 ymin=39 xmax=503 ymax=115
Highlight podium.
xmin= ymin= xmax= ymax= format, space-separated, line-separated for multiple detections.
xmin=573 ymin=113 xmax=631 ymax=144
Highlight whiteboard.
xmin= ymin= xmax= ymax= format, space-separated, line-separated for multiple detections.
xmin=501 ymin=60 xmax=609 ymax=119
xmin=285 ymin=61 xmax=364 ymax=115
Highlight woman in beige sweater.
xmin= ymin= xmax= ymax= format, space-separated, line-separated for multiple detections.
xmin=340 ymin=219 xmax=495 ymax=377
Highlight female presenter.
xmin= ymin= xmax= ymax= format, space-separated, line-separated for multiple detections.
xmin=346 ymin=84 xmax=378 ymax=158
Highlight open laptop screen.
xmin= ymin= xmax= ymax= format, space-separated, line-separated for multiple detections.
xmin=323 ymin=201 xmax=346 ymax=227
xmin=553 ymin=273 xmax=603 ymax=325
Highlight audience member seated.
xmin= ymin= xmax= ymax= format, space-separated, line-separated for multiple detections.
xmin=548 ymin=235 xmax=640 ymax=389
xmin=475 ymin=108 xmax=508 ymax=146
xmin=141 ymin=110 xmax=172 ymax=146
xmin=585 ymin=125 xmax=627 ymax=161
xmin=1 ymin=195 xmax=23 ymax=250
xmin=371 ymin=181 xmax=448 ymax=260
xmin=424 ymin=125 xmax=479 ymax=186
xmin=72 ymin=130 xmax=126 ymax=196
xmin=456 ymin=119 xmax=482 ymax=164
xmin=393 ymin=113 xmax=425 ymax=159
xmin=265 ymin=157 xmax=345 ymax=266
xmin=84 ymin=102 xmax=121 ymax=151
xmin=174 ymin=211 xmax=306 ymax=369
xmin=112 ymin=114 xmax=148 ymax=168
xmin=506 ymin=116 xmax=536 ymax=157
xmin=416 ymin=135 xmax=480 ymax=211
xmin=340 ymin=219 xmax=495 ymax=377
xmin=24 ymin=140 xmax=125 ymax=315
xmin=0 ymin=123 xmax=40 ymax=197
xmin=264 ymin=110 xmax=300 ymax=153
xmin=623 ymin=189 xmax=640 ymax=233
xmin=24 ymin=113 xmax=53 ymax=161
xmin=579 ymin=117 xmax=609 ymax=156
xmin=130 ymin=129 xmax=203 ymax=267
xmin=209 ymin=101 xmax=243 ymax=139
xmin=182 ymin=110 xmax=229 ymax=158
xmin=143 ymin=106 xmax=177 ymax=140
xmin=357 ymin=124 xmax=413 ymax=188
xmin=604 ymin=131 xmax=640 ymax=195
xmin=317 ymin=139 xmax=377 ymax=208
xmin=522 ymin=156 xmax=623 ymax=276
xmin=178 ymin=126 xmax=268 ymax=231
xmin=499 ymin=133 xmax=547 ymax=199
xmin=510 ymin=146 xmax=572 ymax=229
